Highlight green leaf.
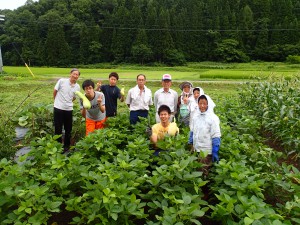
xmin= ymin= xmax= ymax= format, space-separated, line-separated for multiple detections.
xmin=103 ymin=188 xmax=111 ymax=196
xmin=130 ymin=193 xmax=136 ymax=203
xmin=190 ymin=219 xmax=201 ymax=225
xmin=183 ymin=195 xmax=192 ymax=205
xmin=111 ymin=213 xmax=118 ymax=221
xmin=72 ymin=217 xmax=81 ymax=223
xmin=192 ymin=209 xmax=205 ymax=217
xmin=103 ymin=196 xmax=109 ymax=203
xmin=272 ymin=220 xmax=283 ymax=225
xmin=127 ymin=203 xmax=137 ymax=213
xmin=252 ymin=213 xmax=264 ymax=220
xmin=234 ymin=204 xmax=245 ymax=215
xmin=25 ymin=207 xmax=32 ymax=214
xmin=18 ymin=205 xmax=26 ymax=212
xmin=48 ymin=201 xmax=62 ymax=211
xmin=244 ymin=217 xmax=254 ymax=225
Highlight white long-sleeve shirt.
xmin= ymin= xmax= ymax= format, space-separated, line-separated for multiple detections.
xmin=126 ymin=85 xmax=153 ymax=111
xmin=154 ymin=88 xmax=178 ymax=113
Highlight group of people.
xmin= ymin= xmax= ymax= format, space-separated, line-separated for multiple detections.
xmin=53 ymin=69 xmax=221 ymax=166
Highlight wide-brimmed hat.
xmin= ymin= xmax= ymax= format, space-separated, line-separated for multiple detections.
xmin=179 ymin=81 xmax=193 ymax=90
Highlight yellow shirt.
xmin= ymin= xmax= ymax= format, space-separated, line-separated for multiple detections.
xmin=152 ymin=122 xmax=179 ymax=140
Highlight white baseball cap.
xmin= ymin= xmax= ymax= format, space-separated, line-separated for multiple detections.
xmin=162 ymin=74 xmax=172 ymax=81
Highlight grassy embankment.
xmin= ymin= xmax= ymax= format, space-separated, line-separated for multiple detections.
xmin=0 ymin=62 xmax=299 ymax=118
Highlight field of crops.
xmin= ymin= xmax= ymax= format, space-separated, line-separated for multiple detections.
xmin=0 ymin=65 xmax=299 ymax=224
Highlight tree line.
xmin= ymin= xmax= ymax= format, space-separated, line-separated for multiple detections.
xmin=1 ymin=0 xmax=300 ymax=67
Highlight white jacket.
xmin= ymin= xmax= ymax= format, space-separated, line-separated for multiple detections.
xmin=190 ymin=99 xmax=221 ymax=154
xmin=189 ymin=94 xmax=216 ymax=129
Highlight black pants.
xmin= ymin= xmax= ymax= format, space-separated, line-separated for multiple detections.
xmin=54 ymin=107 xmax=73 ymax=149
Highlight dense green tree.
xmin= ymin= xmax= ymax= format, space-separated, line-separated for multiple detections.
xmin=253 ymin=18 xmax=270 ymax=60
xmin=154 ymin=8 xmax=174 ymax=63
xmin=145 ymin=2 xmax=158 ymax=59
xmin=42 ymin=11 xmax=71 ymax=66
xmin=214 ymin=38 xmax=250 ymax=62
xmin=1 ymin=0 xmax=300 ymax=65
xmin=110 ymin=6 xmax=131 ymax=62
xmin=239 ymin=5 xmax=254 ymax=50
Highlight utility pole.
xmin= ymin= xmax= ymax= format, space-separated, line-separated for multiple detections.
xmin=0 ymin=14 xmax=5 ymax=73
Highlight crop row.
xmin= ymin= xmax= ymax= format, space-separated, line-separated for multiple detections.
xmin=239 ymin=76 xmax=300 ymax=155
xmin=0 ymin=82 xmax=299 ymax=224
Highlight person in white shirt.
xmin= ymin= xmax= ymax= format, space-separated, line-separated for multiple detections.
xmin=126 ymin=74 xmax=153 ymax=124
xmin=53 ymin=68 xmax=80 ymax=152
xmin=154 ymin=74 xmax=178 ymax=123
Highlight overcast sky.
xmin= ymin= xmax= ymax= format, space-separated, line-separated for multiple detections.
xmin=0 ymin=0 xmax=38 ymax=10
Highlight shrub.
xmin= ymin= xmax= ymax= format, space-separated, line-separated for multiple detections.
xmin=286 ymin=55 xmax=300 ymax=64
xmin=0 ymin=111 xmax=17 ymax=159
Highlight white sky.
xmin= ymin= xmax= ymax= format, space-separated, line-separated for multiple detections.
xmin=0 ymin=0 xmax=38 ymax=10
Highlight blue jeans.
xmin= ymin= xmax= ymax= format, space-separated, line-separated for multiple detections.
xmin=130 ymin=110 xmax=148 ymax=124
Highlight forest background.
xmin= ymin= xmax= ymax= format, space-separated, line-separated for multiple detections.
xmin=1 ymin=0 xmax=300 ymax=67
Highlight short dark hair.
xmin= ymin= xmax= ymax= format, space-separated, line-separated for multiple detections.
xmin=82 ymin=79 xmax=95 ymax=89
xmin=109 ymin=72 xmax=119 ymax=80
xmin=70 ymin=68 xmax=80 ymax=75
xmin=198 ymin=95 xmax=208 ymax=103
xmin=193 ymin=87 xmax=200 ymax=93
xmin=137 ymin=74 xmax=146 ymax=80
xmin=158 ymin=105 xmax=171 ymax=115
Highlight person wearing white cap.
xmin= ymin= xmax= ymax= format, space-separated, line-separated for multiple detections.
xmin=154 ymin=74 xmax=178 ymax=123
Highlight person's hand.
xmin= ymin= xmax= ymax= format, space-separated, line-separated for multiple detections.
xmin=183 ymin=94 xmax=189 ymax=104
xmin=188 ymin=131 xmax=193 ymax=144
xmin=120 ymin=85 xmax=125 ymax=96
xmin=212 ymin=137 xmax=221 ymax=163
xmin=145 ymin=126 xmax=152 ymax=137
xmin=97 ymin=95 xmax=102 ymax=105
xmin=96 ymin=81 xmax=102 ymax=90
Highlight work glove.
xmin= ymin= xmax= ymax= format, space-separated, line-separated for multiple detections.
xmin=188 ymin=131 xmax=193 ymax=145
xmin=212 ymin=137 xmax=221 ymax=163
xmin=120 ymin=85 xmax=125 ymax=96
xmin=145 ymin=126 xmax=152 ymax=137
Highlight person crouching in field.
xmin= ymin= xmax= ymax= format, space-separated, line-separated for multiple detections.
xmin=188 ymin=95 xmax=221 ymax=176
xmin=80 ymin=79 xmax=106 ymax=136
xmin=150 ymin=105 xmax=179 ymax=155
